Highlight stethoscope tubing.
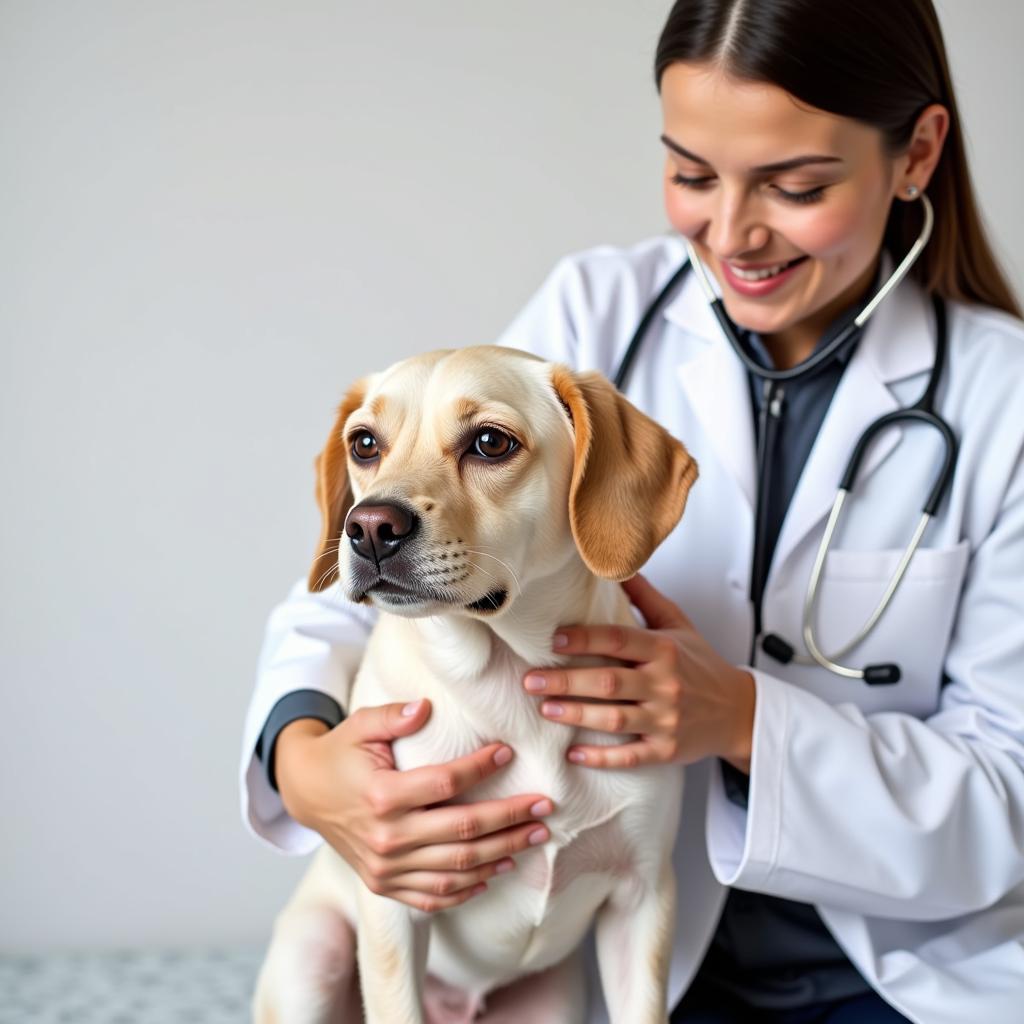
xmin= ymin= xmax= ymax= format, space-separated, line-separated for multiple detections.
xmin=613 ymin=197 xmax=958 ymax=684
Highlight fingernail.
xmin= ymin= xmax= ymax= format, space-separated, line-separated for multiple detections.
xmin=528 ymin=827 xmax=549 ymax=845
xmin=552 ymin=633 xmax=569 ymax=649
xmin=472 ymin=882 xmax=487 ymax=895
xmin=568 ymin=750 xmax=586 ymax=764
xmin=493 ymin=746 xmax=513 ymax=766
xmin=495 ymin=859 xmax=515 ymax=874
xmin=530 ymin=799 xmax=553 ymax=816
xmin=541 ymin=702 xmax=564 ymax=717
xmin=402 ymin=700 xmax=422 ymax=716
xmin=524 ymin=675 xmax=546 ymax=691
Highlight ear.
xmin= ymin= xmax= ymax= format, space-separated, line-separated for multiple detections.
xmin=551 ymin=366 xmax=698 ymax=581
xmin=896 ymin=102 xmax=949 ymax=197
xmin=307 ymin=380 xmax=368 ymax=592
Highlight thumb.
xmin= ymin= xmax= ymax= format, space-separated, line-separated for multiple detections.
xmin=621 ymin=573 xmax=689 ymax=630
xmin=348 ymin=698 xmax=432 ymax=742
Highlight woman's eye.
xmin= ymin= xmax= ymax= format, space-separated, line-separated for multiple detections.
xmin=773 ymin=184 xmax=827 ymax=205
xmin=671 ymin=172 xmax=715 ymax=190
xmin=351 ymin=432 xmax=380 ymax=460
xmin=471 ymin=429 xmax=517 ymax=459
xmin=670 ymin=171 xmax=827 ymax=206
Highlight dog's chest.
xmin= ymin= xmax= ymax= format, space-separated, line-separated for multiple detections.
xmin=390 ymin=696 xmax=645 ymax=884
xmin=358 ymin=616 xmax=656 ymax=905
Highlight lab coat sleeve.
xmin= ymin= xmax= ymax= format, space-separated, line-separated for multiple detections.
xmin=707 ymin=441 xmax=1024 ymax=921
xmin=239 ymin=578 xmax=377 ymax=854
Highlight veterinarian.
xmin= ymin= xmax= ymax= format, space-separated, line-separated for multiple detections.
xmin=241 ymin=1 xmax=1024 ymax=1021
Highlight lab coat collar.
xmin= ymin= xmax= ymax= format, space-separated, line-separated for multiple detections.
xmin=669 ymin=250 xmax=937 ymax=570
xmin=666 ymin=254 xmax=758 ymax=506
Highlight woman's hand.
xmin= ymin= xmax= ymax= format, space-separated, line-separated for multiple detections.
xmin=274 ymin=701 xmax=554 ymax=914
xmin=523 ymin=574 xmax=755 ymax=772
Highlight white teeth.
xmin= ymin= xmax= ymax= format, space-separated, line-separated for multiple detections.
xmin=730 ymin=260 xmax=794 ymax=281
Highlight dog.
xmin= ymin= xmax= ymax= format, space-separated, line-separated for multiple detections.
xmin=253 ymin=345 xmax=698 ymax=1023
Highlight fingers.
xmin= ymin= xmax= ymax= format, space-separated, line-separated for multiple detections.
xmin=383 ymin=741 xmax=519 ymax=813
xmin=551 ymin=623 xmax=672 ymax=663
xmin=401 ymin=801 xmax=552 ymax=857
xmin=537 ymin=697 xmax=654 ymax=736
xmin=566 ymin=740 xmax=665 ymax=769
xmin=524 ymin=665 xmax=646 ymax=702
xmin=360 ymin=817 xmax=552 ymax=912
xmin=387 ymin=858 xmax=515 ymax=899
xmin=346 ymin=699 xmax=432 ymax=743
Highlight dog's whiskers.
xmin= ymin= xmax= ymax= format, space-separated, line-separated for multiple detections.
xmin=313 ymin=561 xmax=341 ymax=591
xmin=463 ymin=548 xmax=523 ymax=598
xmin=311 ymin=547 xmax=342 ymax=565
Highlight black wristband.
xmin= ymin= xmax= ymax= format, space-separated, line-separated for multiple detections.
xmin=256 ymin=690 xmax=345 ymax=793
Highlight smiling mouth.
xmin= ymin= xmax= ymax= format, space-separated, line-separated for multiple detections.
xmin=727 ymin=256 xmax=808 ymax=281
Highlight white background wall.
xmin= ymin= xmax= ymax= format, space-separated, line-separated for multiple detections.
xmin=2 ymin=0 xmax=1021 ymax=953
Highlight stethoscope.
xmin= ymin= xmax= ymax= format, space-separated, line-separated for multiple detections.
xmin=614 ymin=195 xmax=958 ymax=684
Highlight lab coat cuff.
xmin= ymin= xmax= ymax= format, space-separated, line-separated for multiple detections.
xmin=240 ymin=640 xmax=361 ymax=854
xmin=705 ymin=669 xmax=790 ymax=888
xmin=259 ymin=689 xmax=345 ymax=792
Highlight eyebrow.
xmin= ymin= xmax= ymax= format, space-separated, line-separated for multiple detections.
xmin=660 ymin=134 xmax=843 ymax=174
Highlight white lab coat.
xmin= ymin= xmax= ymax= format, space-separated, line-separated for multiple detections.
xmin=240 ymin=235 xmax=1024 ymax=1023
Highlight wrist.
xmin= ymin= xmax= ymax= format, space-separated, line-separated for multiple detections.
xmin=275 ymin=719 xmax=330 ymax=824
xmin=722 ymin=670 xmax=755 ymax=774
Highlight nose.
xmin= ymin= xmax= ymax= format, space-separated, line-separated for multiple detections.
xmin=706 ymin=190 xmax=769 ymax=258
xmin=345 ymin=502 xmax=419 ymax=563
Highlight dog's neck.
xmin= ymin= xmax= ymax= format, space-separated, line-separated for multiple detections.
xmin=411 ymin=553 xmax=633 ymax=685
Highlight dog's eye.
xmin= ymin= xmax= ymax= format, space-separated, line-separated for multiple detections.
xmin=472 ymin=428 xmax=517 ymax=460
xmin=351 ymin=432 xmax=380 ymax=461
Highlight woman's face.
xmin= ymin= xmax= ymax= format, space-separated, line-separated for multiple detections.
xmin=660 ymin=62 xmax=904 ymax=358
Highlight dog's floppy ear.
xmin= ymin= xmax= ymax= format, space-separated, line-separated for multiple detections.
xmin=551 ymin=366 xmax=698 ymax=581
xmin=308 ymin=381 xmax=368 ymax=592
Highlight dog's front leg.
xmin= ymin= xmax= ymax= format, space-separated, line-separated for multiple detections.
xmin=356 ymin=886 xmax=430 ymax=1024
xmin=595 ymin=860 xmax=676 ymax=1024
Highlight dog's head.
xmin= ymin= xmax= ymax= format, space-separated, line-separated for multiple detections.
xmin=308 ymin=346 xmax=697 ymax=618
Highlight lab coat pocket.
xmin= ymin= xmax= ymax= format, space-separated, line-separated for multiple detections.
xmin=808 ymin=540 xmax=970 ymax=715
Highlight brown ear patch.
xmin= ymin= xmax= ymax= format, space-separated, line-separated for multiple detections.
xmin=307 ymin=381 xmax=368 ymax=592
xmin=551 ymin=366 xmax=697 ymax=581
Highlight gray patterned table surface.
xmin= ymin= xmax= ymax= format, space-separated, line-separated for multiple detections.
xmin=0 ymin=948 xmax=263 ymax=1024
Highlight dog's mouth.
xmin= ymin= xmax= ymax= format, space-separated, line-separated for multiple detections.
xmin=464 ymin=588 xmax=508 ymax=614
xmin=360 ymin=579 xmax=437 ymax=605
xmin=355 ymin=578 xmax=509 ymax=615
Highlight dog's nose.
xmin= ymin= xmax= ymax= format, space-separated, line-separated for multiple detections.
xmin=345 ymin=502 xmax=419 ymax=563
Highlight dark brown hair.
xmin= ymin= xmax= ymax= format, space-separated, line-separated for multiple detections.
xmin=655 ymin=0 xmax=1021 ymax=318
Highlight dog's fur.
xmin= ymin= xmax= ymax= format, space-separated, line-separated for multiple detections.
xmin=253 ymin=346 xmax=698 ymax=1023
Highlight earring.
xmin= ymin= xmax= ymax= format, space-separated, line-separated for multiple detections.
xmin=906 ymin=184 xmax=920 ymax=199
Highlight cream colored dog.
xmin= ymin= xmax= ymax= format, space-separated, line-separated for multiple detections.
xmin=254 ymin=346 xmax=697 ymax=1024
